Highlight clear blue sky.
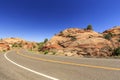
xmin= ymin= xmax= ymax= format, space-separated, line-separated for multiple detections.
xmin=0 ymin=0 xmax=120 ymax=42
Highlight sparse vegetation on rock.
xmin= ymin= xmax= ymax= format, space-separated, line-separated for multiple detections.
xmin=12 ymin=42 xmax=22 ymax=48
xmin=52 ymin=52 xmax=56 ymax=55
xmin=66 ymin=34 xmax=77 ymax=41
xmin=113 ymin=47 xmax=120 ymax=56
xmin=0 ymin=37 xmax=38 ymax=52
xmin=44 ymin=50 xmax=49 ymax=55
xmin=44 ymin=38 xmax=48 ymax=43
xmin=104 ymin=32 xmax=113 ymax=40
xmin=37 ymin=42 xmax=44 ymax=51
xmin=42 ymin=26 xmax=120 ymax=57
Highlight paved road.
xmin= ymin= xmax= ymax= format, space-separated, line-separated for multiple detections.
xmin=0 ymin=50 xmax=120 ymax=80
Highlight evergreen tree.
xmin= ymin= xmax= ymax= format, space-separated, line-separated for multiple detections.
xmin=87 ymin=24 xmax=93 ymax=30
xmin=44 ymin=38 xmax=48 ymax=43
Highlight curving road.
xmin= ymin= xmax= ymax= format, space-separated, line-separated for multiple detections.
xmin=0 ymin=50 xmax=120 ymax=80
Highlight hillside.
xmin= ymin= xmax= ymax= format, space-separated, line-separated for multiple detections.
xmin=0 ymin=26 xmax=120 ymax=57
xmin=0 ymin=37 xmax=37 ymax=51
xmin=42 ymin=26 xmax=120 ymax=57
xmin=2 ymin=37 xmax=25 ymax=44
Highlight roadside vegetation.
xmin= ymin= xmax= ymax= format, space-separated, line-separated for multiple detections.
xmin=113 ymin=47 xmax=120 ymax=56
xmin=37 ymin=38 xmax=48 ymax=51
xmin=12 ymin=43 xmax=22 ymax=48
xmin=52 ymin=52 xmax=56 ymax=55
xmin=37 ymin=42 xmax=44 ymax=51
xmin=44 ymin=50 xmax=49 ymax=55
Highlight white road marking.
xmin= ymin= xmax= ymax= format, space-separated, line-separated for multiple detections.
xmin=4 ymin=52 xmax=59 ymax=80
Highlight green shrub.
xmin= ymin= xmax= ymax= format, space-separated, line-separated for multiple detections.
xmin=104 ymin=33 xmax=113 ymax=40
xmin=113 ymin=47 xmax=120 ymax=56
xmin=33 ymin=45 xmax=36 ymax=48
xmin=66 ymin=34 xmax=77 ymax=41
xmin=71 ymin=36 xmax=77 ymax=41
xmin=66 ymin=34 xmax=71 ymax=37
xmin=58 ymin=42 xmax=65 ymax=48
xmin=3 ymin=50 xmax=6 ymax=52
xmin=12 ymin=43 xmax=22 ymax=48
xmin=37 ymin=42 xmax=44 ymax=51
xmin=58 ymin=31 xmax=64 ymax=36
xmin=12 ymin=43 xmax=18 ymax=47
xmin=52 ymin=52 xmax=56 ymax=55
xmin=44 ymin=50 xmax=48 ymax=55
xmin=44 ymin=38 xmax=48 ymax=43
xmin=86 ymin=24 xmax=93 ymax=30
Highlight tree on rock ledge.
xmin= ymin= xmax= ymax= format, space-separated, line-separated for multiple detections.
xmin=44 ymin=38 xmax=48 ymax=43
xmin=86 ymin=24 xmax=93 ymax=30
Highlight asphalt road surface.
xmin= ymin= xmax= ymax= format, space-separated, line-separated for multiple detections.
xmin=0 ymin=49 xmax=120 ymax=80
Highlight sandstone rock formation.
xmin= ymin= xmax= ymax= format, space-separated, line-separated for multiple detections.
xmin=0 ymin=42 xmax=10 ymax=51
xmin=103 ymin=26 xmax=120 ymax=48
xmin=2 ymin=37 xmax=25 ymax=44
xmin=0 ymin=37 xmax=37 ymax=51
xmin=42 ymin=27 xmax=120 ymax=57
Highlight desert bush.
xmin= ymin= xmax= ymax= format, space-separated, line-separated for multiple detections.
xmin=33 ymin=45 xmax=36 ymax=48
xmin=44 ymin=50 xmax=48 ymax=55
xmin=37 ymin=42 xmax=44 ymax=51
xmin=70 ymin=36 xmax=77 ymax=41
xmin=86 ymin=24 xmax=93 ymax=30
xmin=58 ymin=42 xmax=65 ymax=48
xmin=66 ymin=34 xmax=77 ymax=41
xmin=12 ymin=43 xmax=18 ymax=47
xmin=66 ymin=34 xmax=71 ymax=37
xmin=58 ymin=31 xmax=64 ymax=36
xmin=52 ymin=52 xmax=56 ymax=55
xmin=104 ymin=33 xmax=113 ymax=40
xmin=113 ymin=47 xmax=120 ymax=56
xmin=3 ymin=50 xmax=6 ymax=52
xmin=44 ymin=38 xmax=48 ymax=43
xmin=12 ymin=43 xmax=22 ymax=48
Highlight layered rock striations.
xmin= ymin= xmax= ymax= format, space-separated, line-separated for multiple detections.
xmin=43 ymin=27 xmax=120 ymax=57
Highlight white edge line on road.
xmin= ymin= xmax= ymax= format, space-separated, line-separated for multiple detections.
xmin=4 ymin=52 xmax=59 ymax=80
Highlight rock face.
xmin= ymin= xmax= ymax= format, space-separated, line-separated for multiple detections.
xmin=0 ymin=42 xmax=10 ymax=51
xmin=103 ymin=26 xmax=120 ymax=48
xmin=43 ymin=27 xmax=120 ymax=57
xmin=2 ymin=37 xmax=25 ymax=44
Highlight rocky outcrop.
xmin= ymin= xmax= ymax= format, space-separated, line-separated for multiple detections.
xmin=103 ymin=26 xmax=120 ymax=35
xmin=2 ymin=37 xmax=25 ymax=44
xmin=0 ymin=37 xmax=38 ymax=51
xmin=103 ymin=26 xmax=120 ymax=48
xmin=42 ymin=27 xmax=120 ymax=57
xmin=22 ymin=42 xmax=38 ymax=50
xmin=0 ymin=42 xmax=10 ymax=51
